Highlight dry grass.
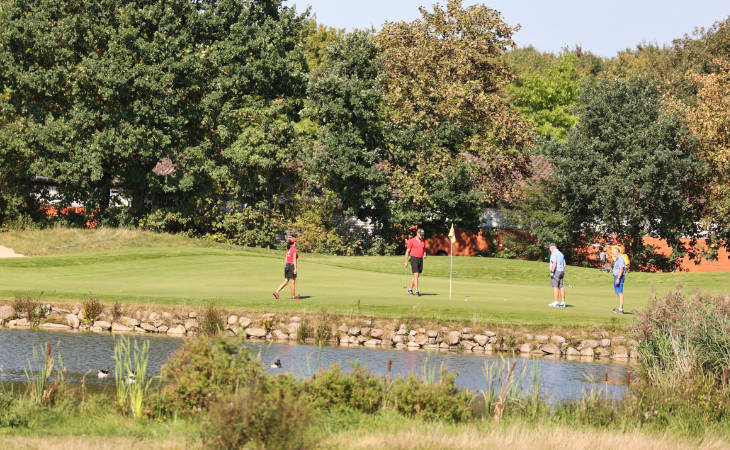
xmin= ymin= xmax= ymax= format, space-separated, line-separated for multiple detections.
xmin=0 ymin=227 xmax=220 ymax=256
xmin=1 ymin=435 xmax=198 ymax=450
xmin=324 ymin=423 xmax=730 ymax=450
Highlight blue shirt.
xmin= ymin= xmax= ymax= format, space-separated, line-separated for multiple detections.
xmin=613 ymin=255 xmax=626 ymax=276
xmin=549 ymin=249 xmax=565 ymax=272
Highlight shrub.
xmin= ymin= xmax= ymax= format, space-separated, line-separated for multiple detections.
xmin=111 ymin=302 xmax=123 ymax=322
xmin=203 ymin=374 xmax=315 ymax=450
xmin=200 ymin=303 xmax=224 ymax=336
xmin=296 ymin=321 xmax=312 ymax=344
xmin=386 ymin=370 xmax=473 ymax=422
xmin=305 ymin=364 xmax=384 ymax=413
xmin=81 ymin=296 xmax=103 ymax=325
xmin=12 ymin=295 xmax=40 ymax=324
xmin=314 ymin=311 xmax=332 ymax=345
xmin=159 ymin=336 xmax=261 ymax=414
xmin=634 ymin=288 xmax=730 ymax=387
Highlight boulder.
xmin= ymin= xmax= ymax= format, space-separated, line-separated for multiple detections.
xmin=396 ymin=327 xmax=407 ymax=336
xmin=337 ymin=324 xmax=348 ymax=333
xmin=121 ymin=317 xmax=140 ymax=327
xmin=580 ymin=347 xmax=595 ymax=357
xmin=462 ymin=341 xmax=476 ymax=350
xmin=227 ymin=315 xmax=239 ymax=326
xmin=446 ymin=331 xmax=461 ymax=345
xmin=167 ymin=325 xmax=187 ymax=335
xmin=541 ymin=343 xmax=560 ymax=355
xmin=134 ymin=326 xmax=146 ymax=333
xmin=565 ymin=347 xmax=580 ymax=356
xmin=71 ymin=305 xmax=81 ymax=315
xmin=90 ymin=326 xmax=104 ymax=333
xmin=595 ymin=347 xmax=610 ymax=358
xmin=462 ymin=327 xmax=471 ymax=334
xmin=439 ymin=342 xmax=450 ymax=349
xmin=152 ymin=319 xmax=165 ymax=328
xmin=381 ymin=339 xmax=393 ymax=348
xmin=157 ymin=325 xmax=169 ymax=333
xmin=364 ymin=339 xmax=380 ymax=347
xmin=461 ymin=333 xmax=474 ymax=341
xmin=474 ymin=334 xmax=488 ymax=346
xmin=229 ymin=326 xmax=242 ymax=336
xmin=395 ymin=342 xmax=407 ymax=350
xmin=415 ymin=334 xmax=429 ymax=346
xmin=245 ymin=327 xmax=267 ymax=338
xmin=535 ymin=334 xmax=549 ymax=344
xmin=348 ymin=335 xmax=359 ymax=344
xmin=392 ymin=335 xmax=404 ymax=344
xmin=600 ymin=338 xmax=611 ymax=347
xmin=484 ymin=330 xmax=496 ymax=337
xmin=38 ymin=322 xmax=71 ymax=331
xmin=424 ymin=344 xmax=439 ymax=351
xmin=112 ymin=322 xmax=132 ymax=333
xmin=0 ymin=305 xmax=14 ymax=321
xmin=273 ymin=329 xmax=289 ymax=340
xmin=93 ymin=320 xmax=112 ymax=331
xmin=357 ymin=335 xmax=368 ymax=344
xmin=612 ymin=336 xmax=628 ymax=346
xmin=361 ymin=327 xmax=371 ymax=336
xmin=550 ymin=335 xmax=566 ymax=346
xmin=519 ymin=343 xmax=532 ymax=353
xmin=66 ymin=314 xmax=80 ymax=329
xmin=238 ymin=317 xmax=253 ymax=328
xmin=148 ymin=312 xmax=160 ymax=322
xmin=427 ymin=330 xmax=438 ymax=338
xmin=262 ymin=313 xmax=275 ymax=319
xmin=184 ymin=319 xmax=199 ymax=331
xmin=407 ymin=341 xmax=420 ymax=349
xmin=578 ymin=339 xmax=600 ymax=350
xmin=473 ymin=345 xmax=486 ymax=353
xmin=290 ymin=316 xmax=301 ymax=322
xmin=612 ymin=345 xmax=629 ymax=359
xmin=188 ymin=311 xmax=198 ymax=319
xmin=287 ymin=322 xmax=301 ymax=335
xmin=370 ymin=328 xmax=384 ymax=339
xmin=348 ymin=327 xmax=361 ymax=336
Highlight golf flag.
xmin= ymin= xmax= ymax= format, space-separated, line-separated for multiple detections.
xmin=448 ymin=224 xmax=455 ymax=299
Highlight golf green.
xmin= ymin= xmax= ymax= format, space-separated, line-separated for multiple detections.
xmin=2 ymin=244 xmax=729 ymax=327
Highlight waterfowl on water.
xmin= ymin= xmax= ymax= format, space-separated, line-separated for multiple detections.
xmin=97 ymin=368 xmax=111 ymax=378
xmin=270 ymin=359 xmax=282 ymax=369
xmin=125 ymin=373 xmax=136 ymax=385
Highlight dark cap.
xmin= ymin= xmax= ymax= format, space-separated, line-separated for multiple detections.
xmin=548 ymin=242 xmax=556 ymax=248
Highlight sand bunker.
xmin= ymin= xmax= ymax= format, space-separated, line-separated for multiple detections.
xmin=0 ymin=245 xmax=24 ymax=258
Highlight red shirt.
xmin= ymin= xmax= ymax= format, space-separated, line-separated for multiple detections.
xmin=407 ymin=237 xmax=425 ymax=258
xmin=286 ymin=246 xmax=298 ymax=264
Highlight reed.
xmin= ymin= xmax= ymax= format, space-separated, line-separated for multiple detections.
xmin=23 ymin=342 xmax=64 ymax=405
xmin=113 ymin=335 xmax=152 ymax=418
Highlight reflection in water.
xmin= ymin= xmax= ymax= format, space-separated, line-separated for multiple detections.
xmin=0 ymin=330 xmax=631 ymax=402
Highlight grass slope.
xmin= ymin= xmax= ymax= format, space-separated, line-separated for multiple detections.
xmin=1 ymin=228 xmax=729 ymax=327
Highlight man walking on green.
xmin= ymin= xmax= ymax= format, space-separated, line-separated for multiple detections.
xmin=404 ymin=228 xmax=426 ymax=296
xmin=547 ymin=243 xmax=566 ymax=308
xmin=611 ymin=246 xmax=626 ymax=314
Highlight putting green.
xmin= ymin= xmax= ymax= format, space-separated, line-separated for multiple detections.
xmin=1 ymin=245 xmax=729 ymax=328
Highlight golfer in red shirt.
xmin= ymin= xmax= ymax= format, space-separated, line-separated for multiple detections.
xmin=404 ymin=228 xmax=426 ymax=296
xmin=273 ymin=237 xmax=299 ymax=300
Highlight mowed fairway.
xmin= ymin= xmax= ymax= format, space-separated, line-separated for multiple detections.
xmin=2 ymin=230 xmax=730 ymax=327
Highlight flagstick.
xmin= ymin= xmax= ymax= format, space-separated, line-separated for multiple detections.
xmin=449 ymin=239 xmax=453 ymax=299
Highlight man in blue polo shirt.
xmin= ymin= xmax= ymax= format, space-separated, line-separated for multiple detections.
xmin=611 ymin=246 xmax=626 ymax=314
xmin=547 ymin=243 xmax=566 ymax=308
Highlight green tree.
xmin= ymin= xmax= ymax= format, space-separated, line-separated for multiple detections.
xmin=547 ymin=76 xmax=706 ymax=270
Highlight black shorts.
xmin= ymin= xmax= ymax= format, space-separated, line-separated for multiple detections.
xmin=284 ymin=263 xmax=296 ymax=279
xmin=410 ymin=257 xmax=423 ymax=274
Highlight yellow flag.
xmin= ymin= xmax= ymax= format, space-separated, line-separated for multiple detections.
xmin=448 ymin=224 xmax=456 ymax=244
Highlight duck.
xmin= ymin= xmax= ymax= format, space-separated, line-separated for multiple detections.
xmin=125 ymin=373 xmax=136 ymax=385
xmin=270 ymin=359 xmax=282 ymax=369
xmin=97 ymin=368 xmax=111 ymax=379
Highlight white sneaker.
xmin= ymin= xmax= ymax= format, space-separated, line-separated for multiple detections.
xmin=559 ymin=303 xmax=566 ymax=308
xmin=548 ymin=301 xmax=559 ymax=307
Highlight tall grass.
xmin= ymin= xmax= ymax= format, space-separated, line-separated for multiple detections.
xmin=113 ymin=336 xmax=152 ymax=418
xmin=23 ymin=342 xmax=64 ymax=405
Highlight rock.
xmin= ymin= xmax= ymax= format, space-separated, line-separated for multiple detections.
xmin=93 ymin=320 xmax=112 ymax=331
xmin=408 ymin=329 xmax=417 ymax=336
xmin=38 ymin=322 xmax=71 ymax=331
xmin=230 ymin=326 xmax=242 ymax=336
xmin=550 ymin=335 xmax=566 ymax=346
xmin=612 ymin=336 xmax=628 ymax=346
xmin=462 ymin=341 xmax=476 ymax=350
xmin=427 ymin=330 xmax=438 ymax=338
xmin=112 ymin=322 xmax=133 ymax=333
xmin=90 ymin=326 xmax=104 ymax=333
xmin=337 ymin=324 xmax=348 ymax=333
xmin=370 ymin=328 xmax=384 ymax=339
xmin=392 ymin=335 xmax=404 ymax=344
xmin=535 ymin=334 xmax=549 ymax=344
xmin=66 ymin=314 xmax=80 ymax=329
xmin=227 ymin=315 xmax=238 ymax=326
xmin=381 ymin=339 xmax=393 ymax=347
xmin=357 ymin=335 xmax=368 ymax=344
xmin=474 ymin=334 xmax=488 ymax=346
xmin=439 ymin=342 xmax=450 ymax=349
xmin=566 ymin=347 xmax=580 ymax=356
xmin=424 ymin=344 xmax=439 ymax=351
xmin=287 ymin=322 xmax=301 ymax=334
xmin=579 ymin=339 xmax=600 ymax=350
xmin=238 ymin=317 xmax=253 ymax=328
xmin=519 ymin=343 xmax=532 ymax=353
xmin=290 ymin=316 xmax=301 ymax=322
xmin=184 ymin=319 xmax=199 ymax=331
xmin=157 ymin=325 xmax=169 ymax=333
xmin=361 ymin=327 xmax=371 ymax=336
xmin=134 ymin=326 xmax=145 ymax=333
xmin=162 ymin=312 xmax=172 ymax=319
xmin=407 ymin=341 xmax=420 ymax=349
xmin=148 ymin=312 xmax=160 ymax=322
xmin=0 ymin=305 xmax=14 ymax=321
xmin=273 ymin=329 xmax=289 ymax=340
xmin=152 ymin=319 xmax=165 ymax=328
xmin=188 ymin=311 xmax=197 ymax=318
xmin=461 ymin=333 xmax=474 ymax=341
xmin=600 ymin=339 xmax=611 ymax=347
xmin=396 ymin=327 xmax=407 ymax=336
xmin=395 ymin=343 xmax=407 ymax=349
xmin=121 ymin=317 xmax=140 ymax=327
xmin=484 ymin=330 xmax=496 ymax=337
xmin=225 ymin=329 xmax=236 ymax=337
xmin=488 ymin=336 xmax=498 ymax=344
xmin=580 ymin=347 xmax=595 ymax=357
xmin=167 ymin=325 xmax=186 ymax=335
xmin=541 ymin=343 xmax=560 ymax=354
xmin=348 ymin=335 xmax=359 ymax=344
xmin=415 ymin=334 xmax=429 ymax=346
xmin=595 ymin=347 xmax=610 ymax=358
xmin=348 ymin=327 xmax=361 ymax=336
xmin=612 ymin=345 xmax=629 ymax=359
xmin=141 ymin=322 xmax=157 ymax=332
xmin=446 ymin=331 xmax=461 ymax=345
xmin=364 ymin=339 xmax=380 ymax=347
xmin=71 ymin=305 xmax=81 ymax=315
xmin=473 ymin=345 xmax=486 ymax=353
xmin=525 ymin=333 xmax=534 ymax=340
xmin=245 ymin=327 xmax=267 ymax=338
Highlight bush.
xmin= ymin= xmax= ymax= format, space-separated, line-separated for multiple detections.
xmin=159 ymin=336 xmax=261 ymax=414
xmin=111 ymin=302 xmax=123 ymax=322
xmin=634 ymin=288 xmax=730 ymax=387
xmin=12 ymin=295 xmax=40 ymax=324
xmin=81 ymin=296 xmax=103 ymax=325
xmin=200 ymin=304 xmax=224 ymax=336
xmin=386 ymin=370 xmax=473 ymax=422
xmin=305 ymin=364 xmax=384 ymax=413
xmin=203 ymin=375 xmax=315 ymax=450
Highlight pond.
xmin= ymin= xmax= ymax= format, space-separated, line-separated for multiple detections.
xmin=0 ymin=329 xmax=631 ymax=402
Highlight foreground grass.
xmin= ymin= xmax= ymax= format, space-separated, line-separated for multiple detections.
xmin=1 ymin=228 xmax=730 ymax=327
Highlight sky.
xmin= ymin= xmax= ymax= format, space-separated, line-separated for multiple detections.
xmin=283 ymin=0 xmax=729 ymax=57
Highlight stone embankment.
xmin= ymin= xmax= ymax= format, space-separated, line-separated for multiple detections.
xmin=0 ymin=303 xmax=638 ymax=360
